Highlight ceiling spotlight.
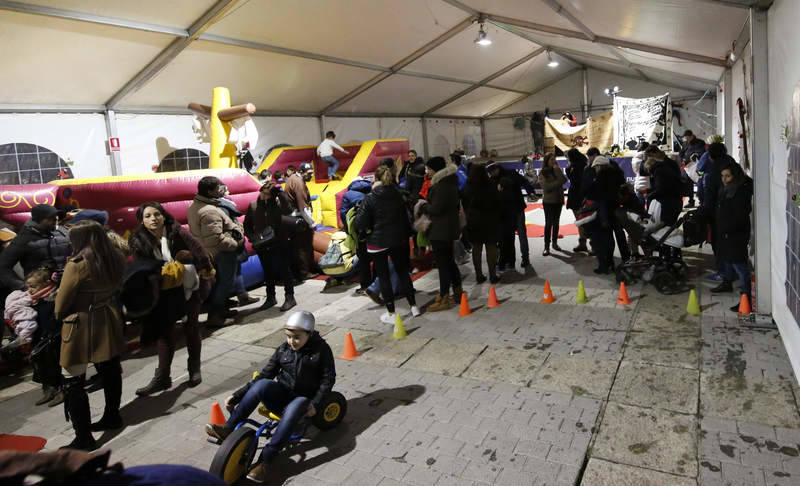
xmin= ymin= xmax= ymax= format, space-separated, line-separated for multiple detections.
xmin=475 ymin=23 xmax=492 ymax=46
xmin=546 ymin=50 xmax=559 ymax=68
xmin=604 ymin=86 xmax=622 ymax=97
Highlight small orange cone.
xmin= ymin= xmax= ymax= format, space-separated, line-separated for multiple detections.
xmin=616 ymin=282 xmax=631 ymax=305
xmin=541 ymin=280 xmax=556 ymax=303
xmin=340 ymin=332 xmax=360 ymax=360
xmin=737 ymin=294 xmax=751 ymax=315
xmin=488 ymin=285 xmax=501 ymax=308
xmin=209 ymin=402 xmax=226 ymax=426
xmin=458 ymin=292 xmax=472 ymax=316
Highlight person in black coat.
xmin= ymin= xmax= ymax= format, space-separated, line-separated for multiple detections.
xmin=710 ymin=162 xmax=753 ymax=307
xmin=702 ymin=142 xmax=734 ymax=275
xmin=583 ymin=156 xmax=626 ymax=274
xmin=0 ymin=204 xmax=71 ymax=291
xmin=679 ymin=130 xmax=706 ymax=207
xmin=487 ymin=162 xmax=537 ymax=267
xmin=462 ymin=164 xmax=501 ymax=284
xmin=565 ymin=149 xmax=590 ymax=252
xmin=643 ymin=147 xmax=683 ymax=226
xmin=353 ymin=165 xmax=418 ymax=322
xmin=424 ymin=157 xmax=462 ymax=312
xmin=399 ymin=149 xmax=426 ymax=198
xmin=206 ymin=311 xmax=335 ymax=483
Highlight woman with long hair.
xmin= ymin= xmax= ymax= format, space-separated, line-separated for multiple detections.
xmin=538 ymin=153 xmax=567 ymax=255
xmin=461 ymin=164 xmax=501 ymax=283
xmin=129 ymin=202 xmax=213 ymax=396
xmin=353 ymin=165 xmax=419 ymax=323
xmin=57 ymin=220 xmax=126 ymax=450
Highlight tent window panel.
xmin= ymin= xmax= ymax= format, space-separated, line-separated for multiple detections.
xmin=157 ymin=148 xmax=209 ymax=173
xmin=19 ymin=170 xmax=42 ymax=184
xmin=41 ymin=169 xmax=62 ymax=182
xmin=0 ymin=172 xmax=19 ymax=185
xmin=17 ymin=154 xmax=40 ymax=171
xmin=0 ymin=143 xmax=73 ymax=185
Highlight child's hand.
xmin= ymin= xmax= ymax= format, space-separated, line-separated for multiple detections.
xmin=224 ymin=395 xmax=237 ymax=412
xmin=305 ymin=403 xmax=316 ymax=418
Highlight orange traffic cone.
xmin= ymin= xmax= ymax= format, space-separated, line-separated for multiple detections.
xmin=340 ymin=332 xmax=360 ymax=360
xmin=616 ymin=282 xmax=631 ymax=305
xmin=209 ymin=402 xmax=226 ymax=426
xmin=458 ymin=292 xmax=472 ymax=316
xmin=541 ymin=280 xmax=556 ymax=303
xmin=488 ymin=285 xmax=501 ymax=308
xmin=737 ymin=294 xmax=752 ymax=315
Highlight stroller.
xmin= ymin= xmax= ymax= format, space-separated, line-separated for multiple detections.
xmin=615 ymin=204 xmax=705 ymax=295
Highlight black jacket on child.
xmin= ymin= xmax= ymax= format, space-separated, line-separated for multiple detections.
xmin=232 ymin=331 xmax=335 ymax=407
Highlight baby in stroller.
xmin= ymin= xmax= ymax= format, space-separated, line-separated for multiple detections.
xmin=614 ymin=185 xmax=700 ymax=294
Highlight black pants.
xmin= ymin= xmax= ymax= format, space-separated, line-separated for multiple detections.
xmin=257 ymin=245 xmax=294 ymax=298
xmin=431 ymin=240 xmax=462 ymax=297
xmin=290 ymin=228 xmax=317 ymax=277
xmin=371 ymin=243 xmax=415 ymax=313
xmin=499 ymin=226 xmax=516 ymax=268
xmin=611 ymin=221 xmax=631 ymax=261
xmin=356 ymin=241 xmax=372 ymax=290
xmin=591 ymin=226 xmax=615 ymax=272
xmin=542 ymin=203 xmax=562 ymax=248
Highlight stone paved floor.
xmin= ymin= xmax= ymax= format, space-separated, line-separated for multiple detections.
xmin=2 ymin=230 xmax=799 ymax=485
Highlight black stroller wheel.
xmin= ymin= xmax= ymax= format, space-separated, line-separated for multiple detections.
xmin=652 ymin=271 xmax=678 ymax=295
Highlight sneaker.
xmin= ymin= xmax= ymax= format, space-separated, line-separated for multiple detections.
xmin=380 ymin=312 xmax=396 ymax=324
xmin=90 ymin=414 xmax=123 ymax=432
xmin=427 ymin=295 xmax=453 ymax=312
xmin=237 ymin=294 xmax=259 ymax=306
xmin=411 ymin=306 xmax=421 ymax=317
xmin=552 ymin=243 xmax=562 ymax=252
xmin=475 ymin=274 xmax=487 ymax=284
xmin=59 ymin=435 xmax=97 ymax=452
xmin=489 ymin=275 xmax=500 ymax=284
xmin=247 ymin=462 xmax=267 ymax=483
xmin=573 ymin=244 xmax=588 ymax=252
xmin=542 ymin=249 xmax=550 ymax=256
xmin=710 ymin=281 xmax=733 ymax=293
xmin=366 ymin=289 xmax=384 ymax=305
xmin=705 ymin=272 xmax=724 ymax=282
xmin=354 ymin=288 xmax=368 ymax=296
xmin=205 ymin=423 xmax=233 ymax=442
xmin=520 ymin=258 xmax=530 ymax=267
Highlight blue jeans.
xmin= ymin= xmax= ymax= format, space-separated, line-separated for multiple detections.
xmin=210 ymin=250 xmax=239 ymax=318
xmin=227 ymin=380 xmax=310 ymax=462
xmin=720 ymin=261 xmax=751 ymax=295
xmin=322 ymin=156 xmax=339 ymax=178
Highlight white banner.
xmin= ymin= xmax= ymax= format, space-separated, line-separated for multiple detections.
xmin=614 ymin=93 xmax=672 ymax=150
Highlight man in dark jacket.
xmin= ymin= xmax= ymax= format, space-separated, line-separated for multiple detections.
xmin=487 ymin=162 xmax=537 ymax=267
xmin=583 ymin=157 xmax=626 ymax=273
xmin=399 ymin=149 xmax=425 ymax=197
xmin=565 ymin=149 xmax=590 ymax=252
xmin=244 ymin=182 xmax=296 ymax=312
xmin=206 ymin=311 xmax=335 ymax=483
xmin=700 ymin=142 xmax=733 ymax=276
xmin=0 ymin=204 xmax=70 ymax=290
xmin=679 ymin=130 xmax=706 ymax=207
xmin=643 ymin=149 xmax=683 ymax=225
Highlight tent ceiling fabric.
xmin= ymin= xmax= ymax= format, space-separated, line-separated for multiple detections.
xmin=122 ymin=40 xmax=377 ymax=111
xmin=204 ymin=0 xmax=468 ymax=67
xmin=20 ymin=0 xmax=219 ymax=29
xmin=0 ymin=10 xmax=175 ymax=105
xmin=0 ymin=0 xmax=743 ymax=116
xmin=336 ymin=75 xmax=470 ymax=114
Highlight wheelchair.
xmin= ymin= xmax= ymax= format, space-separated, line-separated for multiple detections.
xmin=208 ymin=384 xmax=347 ymax=485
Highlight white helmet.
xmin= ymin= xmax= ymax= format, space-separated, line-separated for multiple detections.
xmin=285 ymin=311 xmax=315 ymax=333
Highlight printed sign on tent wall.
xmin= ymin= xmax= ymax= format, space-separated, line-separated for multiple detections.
xmin=785 ymin=83 xmax=800 ymax=326
xmin=613 ymin=93 xmax=672 ymax=151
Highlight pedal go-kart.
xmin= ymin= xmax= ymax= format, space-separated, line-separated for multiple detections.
xmin=209 ymin=387 xmax=347 ymax=484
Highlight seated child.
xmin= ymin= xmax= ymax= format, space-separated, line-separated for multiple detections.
xmin=3 ymin=269 xmax=57 ymax=346
xmin=206 ymin=311 xmax=335 ymax=483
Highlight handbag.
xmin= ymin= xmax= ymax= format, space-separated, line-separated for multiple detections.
xmin=250 ymin=225 xmax=277 ymax=251
xmin=160 ymin=260 xmax=185 ymax=290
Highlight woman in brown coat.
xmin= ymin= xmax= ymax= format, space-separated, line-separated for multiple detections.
xmin=539 ymin=153 xmax=567 ymax=255
xmin=57 ymin=220 xmax=126 ymax=451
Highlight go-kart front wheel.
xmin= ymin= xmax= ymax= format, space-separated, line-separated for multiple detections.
xmin=313 ymin=392 xmax=347 ymax=430
xmin=209 ymin=427 xmax=257 ymax=485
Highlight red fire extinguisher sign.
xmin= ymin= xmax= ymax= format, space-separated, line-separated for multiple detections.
xmin=110 ymin=138 xmax=120 ymax=152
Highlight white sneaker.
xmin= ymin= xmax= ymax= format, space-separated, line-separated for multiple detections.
xmin=410 ymin=306 xmax=421 ymax=317
xmin=380 ymin=312 xmax=396 ymax=324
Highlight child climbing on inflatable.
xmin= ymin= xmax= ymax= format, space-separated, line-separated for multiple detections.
xmin=205 ymin=311 xmax=335 ymax=483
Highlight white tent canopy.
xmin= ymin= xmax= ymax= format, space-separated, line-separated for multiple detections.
xmin=0 ymin=0 xmax=747 ymax=116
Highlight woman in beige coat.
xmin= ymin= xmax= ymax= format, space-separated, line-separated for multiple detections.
xmin=57 ymin=220 xmax=126 ymax=451
xmin=538 ymin=153 xmax=567 ymax=255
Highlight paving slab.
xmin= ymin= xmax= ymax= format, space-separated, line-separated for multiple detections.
xmin=528 ymin=354 xmax=618 ymax=398
xmin=253 ymin=324 xmax=334 ymax=349
xmin=359 ymin=333 xmax=432 ymax=368
xmin=700 ymin=371 xmax=800 ymax=428
xmin=631 ymin=311 xmax=701 ymax=337
xmin=211 ymin=317 xmax=284 ymax=344
xmin=322 ymin=327 xmax=382 ymax=359
xmin=460 ymin=346 xmax=548 ymax=387
xmin=609 ymin=361 xmax=700 ymax=414
xmin=593 ymin=402 xmax=698 ymax=477
xmin=401 ymin=340 xmax=486 ymax=377
xmin=623 ymin=330 xmax=701 ymax=369
xmin=580 ymin=458 xmax=696 ymax=486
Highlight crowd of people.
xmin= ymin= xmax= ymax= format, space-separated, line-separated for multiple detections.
xmin=0 ymin=134 xmax=753 ymax=467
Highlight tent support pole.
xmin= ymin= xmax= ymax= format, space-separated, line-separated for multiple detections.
xmin=421 ymin=118 xmax=430 ymax=159
xmin=749 ymin=7 xmax=771 ymax=317
xmin=480 ymin=119 xmax=487 ymax=154
xmin=723 ymin=68 xmax=734 ymax=147
xmin=318 ymin=115 xmax=325 ymax=141
xmin=581 ymin=68 xmax=589 ymax=120
xmin=104 ymin=109 xmax=123 ymax=176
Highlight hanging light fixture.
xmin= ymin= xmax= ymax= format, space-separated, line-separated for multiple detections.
xmin=474 ymin=22 xmax=492 ymax=46
xmin=547 ymin=50 xmax=559 ymax=68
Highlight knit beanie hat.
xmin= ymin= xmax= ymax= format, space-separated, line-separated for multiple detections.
xmin=31 ymin=204 xmax=58 ymax=223
xmin=426 ymin=156 xmax=446 ymax=172
xmin=70 ymin=209 xmax=109 ymax=226
xmin=592 ymin=156 xmax=611 ymax=167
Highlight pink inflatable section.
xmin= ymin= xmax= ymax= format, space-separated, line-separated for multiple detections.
xmin=0 ymin=184 xmax=59 ymax=229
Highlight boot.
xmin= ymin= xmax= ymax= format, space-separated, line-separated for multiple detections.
xmin=260 ymin=295 xmax=278 ymax=310
xmin=61 ymin=376 xmax=96 ymax=451
xmin=710 ymin=281 xmax=733 ymax=293
xmin=279 ymin=295 xmax=297 ymax=312
xmin=92 ymin=363 xmax=123 ymax=431
xmin=47 ymin=387 xmax=65 ymax=407
xmin=35 ymin=385 xmax=56 ymax=406
xmin=188 ymin=359 xmax=202 ymax=387
xmin=237 ymin=293 xmax=259 ymax=307
xmin=135 ymin=369 xmax=171 ymax=396
xmin=427 ymin=295 xmax=453 ymax=312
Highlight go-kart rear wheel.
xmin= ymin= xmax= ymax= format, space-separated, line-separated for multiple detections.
xmin=209 ymin=427 xmax=257 ymax=485
xmin=313 ymin=391 xmax=347 ymax=430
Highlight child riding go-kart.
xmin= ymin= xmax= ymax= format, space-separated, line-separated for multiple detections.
xmin=206 ymin=311 xmax=346 ymax=484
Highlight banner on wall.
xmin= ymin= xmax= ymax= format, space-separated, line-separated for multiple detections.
xmin=613 ymin=93 xmax=672 ymax=150
xmin=543 ymin=110 xmax=614 ymax=153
